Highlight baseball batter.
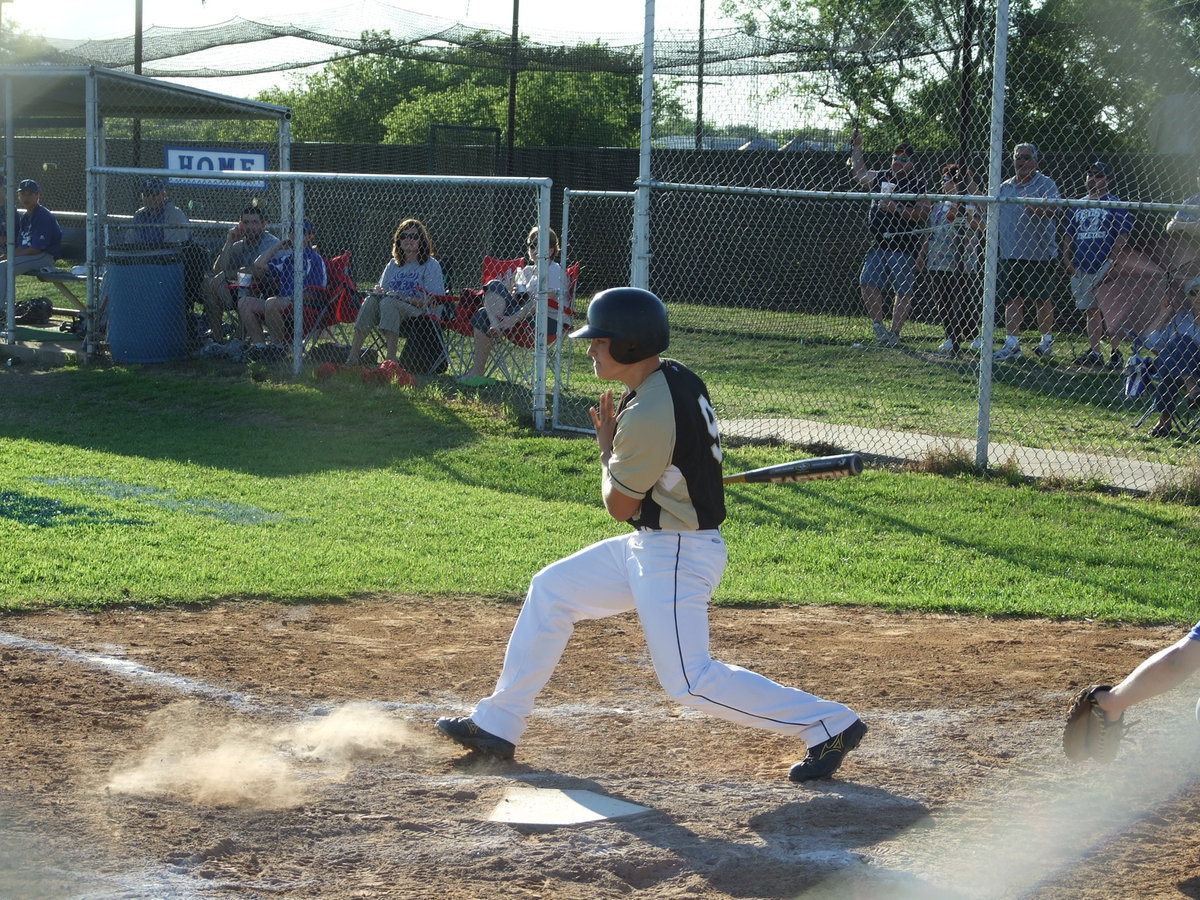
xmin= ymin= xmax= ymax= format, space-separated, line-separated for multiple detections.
xmin=437 ymin=287 xmax=867 ymax=782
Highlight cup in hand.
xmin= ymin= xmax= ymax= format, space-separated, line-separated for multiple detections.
xmin=879 ymin=182 xmax=896 ymax=195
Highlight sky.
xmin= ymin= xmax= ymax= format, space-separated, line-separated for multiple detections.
xmin=5 ymin=0 xmax=741 ymax=99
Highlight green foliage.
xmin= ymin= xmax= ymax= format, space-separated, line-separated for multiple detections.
xmin=257 ymin=30 xmax=644 ymax=147
xmin=0 ymin=24 xmax=66 ymax=65
xmin=727 ymin=0 xmax=1200 ymax=153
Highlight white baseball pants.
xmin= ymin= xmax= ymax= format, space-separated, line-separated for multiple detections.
xmin=472 ymin=528 xmax=859 ymax=747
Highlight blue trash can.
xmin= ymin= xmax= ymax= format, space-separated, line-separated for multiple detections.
xmin=104 ymin=246 xmax=186 ymax=363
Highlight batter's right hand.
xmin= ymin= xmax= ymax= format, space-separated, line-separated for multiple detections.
xmin=590 ymin=388 xmax=617 ymax=455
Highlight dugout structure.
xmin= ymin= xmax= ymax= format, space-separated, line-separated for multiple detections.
xmin=0 ymin=65 xmax=292 ymax=354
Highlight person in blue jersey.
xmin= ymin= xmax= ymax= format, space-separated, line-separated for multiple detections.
xmin=1063 ymin=162 xmax=1133 ymax=368
xmin=437 ymin=287 xmax=867 ymax=783
xmin=240 ymin=219 xmax=327 ymax=348
xmin=0 ymin=179 xmax=62 ymax=310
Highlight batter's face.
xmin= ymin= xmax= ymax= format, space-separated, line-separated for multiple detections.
xmin=587 ymin=338 xmax=620 ymax=380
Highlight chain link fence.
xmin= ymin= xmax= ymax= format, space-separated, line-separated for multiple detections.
xmin=9 ymin=6 xmax=1200 ymax=490
xmin=551 ymin=2 xmax=1200 ymax=493
xmin=85 ymin=167 xmax=556 ymax=419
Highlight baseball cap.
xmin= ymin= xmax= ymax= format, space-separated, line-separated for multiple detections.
xmin=283 ymin=219 xmax=315 ymax=237
xmin=17 ymin=178 xmax=39 ymax=193
xmin=893 ymin=143 xmax=915 ymax=158
xmin=1088 ymin=161 xmax=1110 ymax=177
xmin=139 ymin=176 xmax=165 ymax=194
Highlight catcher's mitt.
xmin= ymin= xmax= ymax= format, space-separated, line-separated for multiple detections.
xmin=1063 ymin=684 xmax=1124 ymax=763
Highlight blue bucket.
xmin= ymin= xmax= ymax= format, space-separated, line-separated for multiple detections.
xmin=104 ymin=247 xmax=186 ymax=363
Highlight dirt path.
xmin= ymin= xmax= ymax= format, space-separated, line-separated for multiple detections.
xmin=1 ymin=596 xmax=1198 ymax=899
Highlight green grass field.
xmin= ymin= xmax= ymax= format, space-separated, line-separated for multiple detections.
xmin=550 ymin=303 xmax=1198 ymax=468
xmin=2 ymin=364 xmax=1198 ymax=624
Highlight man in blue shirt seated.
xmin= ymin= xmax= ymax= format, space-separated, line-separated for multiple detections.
xmin=1141 ymin=275 xmax=1200 ymax=436
xmin=1 ymin=179 xmax=62 ymax=310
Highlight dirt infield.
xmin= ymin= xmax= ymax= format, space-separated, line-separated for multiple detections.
xmin=2 ymin=596 xmax=1199 ymax=899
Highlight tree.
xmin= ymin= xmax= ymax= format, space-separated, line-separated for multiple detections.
xmin=257 ymin=32 xmax=649 ymax=148
xmin=721 ymin=0 xmax=1200 ymax=154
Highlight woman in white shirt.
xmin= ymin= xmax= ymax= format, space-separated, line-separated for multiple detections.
xmin=458 ymin=226 xmax=567 ymax=386
xmin=347 ymin=218 xmax=445 ymax=365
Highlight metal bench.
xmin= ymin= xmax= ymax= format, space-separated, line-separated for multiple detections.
xmin=31 ymin=225 xmax=88 ymax=309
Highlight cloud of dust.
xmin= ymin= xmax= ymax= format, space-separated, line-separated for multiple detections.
xmin=281 ymin=701 xmax=416 ymax=763
xmin=107 ymin=700 xmax=415 ymax=809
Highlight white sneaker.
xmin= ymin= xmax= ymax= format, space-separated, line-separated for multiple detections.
xmin=969 ymin=336 xmax=984 ymax=352
xmin=871 ymin=321 xmax=890 ymax=343
xmin=993 ymin=342 xmax=1022 ymax=362
xmin=935 ymin=338 xmax=956 ymax=355
xmin=1033 ymin=336 xmax=1053 ymax=358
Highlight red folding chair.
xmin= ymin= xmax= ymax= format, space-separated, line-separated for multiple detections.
xmin=491 ymin=261 xmax=579 ymax=385
xmin=299 ymin=251 xmax=362 ymax=359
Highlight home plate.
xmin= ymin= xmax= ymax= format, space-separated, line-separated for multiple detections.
xmin=489 ymin=785 xmax=649 ymax=825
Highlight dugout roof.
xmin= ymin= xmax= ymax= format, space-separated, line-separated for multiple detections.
xmin=0 ymin=65 xmax=291 ymax=128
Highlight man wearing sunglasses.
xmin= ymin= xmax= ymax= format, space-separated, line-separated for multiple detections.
xmin=849 ymin=129 xmax=930 ymax=347
xmin=988 ymin=143 xmax=1062 ymax=362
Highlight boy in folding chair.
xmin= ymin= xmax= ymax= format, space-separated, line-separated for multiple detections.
xmin=1139 ymin=275 xmax=1200 ymax=437
xmin=457 ymin=225 xmax=567 ymax=387
xmin=239 ymin=219 xmax=327 ymax=351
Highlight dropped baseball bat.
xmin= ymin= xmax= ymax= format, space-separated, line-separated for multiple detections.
xmin=723 ymin=453 xmax=863 ymax=484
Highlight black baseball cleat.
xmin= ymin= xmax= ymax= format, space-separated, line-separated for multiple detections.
xmin=788 ymin=718 xmax=867 ymax=782
xmin=435 ymin=716 xmax=516 ymax=760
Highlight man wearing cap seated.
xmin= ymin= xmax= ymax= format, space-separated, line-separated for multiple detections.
xmin=0 ymin=178 xmax=62 ymax=312
xmin=239 ymin=219 xmax=327 ymax=348
xmin=130 ymin=177 xmax=192 ymax=246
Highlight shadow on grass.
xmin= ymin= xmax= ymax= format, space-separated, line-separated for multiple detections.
xmin=0 ymin=365 xmax=484 ymax=478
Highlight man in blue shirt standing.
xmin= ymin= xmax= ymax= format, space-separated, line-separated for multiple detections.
xmin=1 ymin=178 xmax=62 ymax=310
xmin=1062 ymin=161 xmax=1134 ymax=368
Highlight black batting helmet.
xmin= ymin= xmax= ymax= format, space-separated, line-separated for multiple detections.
xmin=569 ymin=287 xmax=669 ymax=364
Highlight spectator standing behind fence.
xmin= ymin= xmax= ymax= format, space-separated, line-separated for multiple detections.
xmin=201 ymin=205 xmax=280 ymax=343
xmin=131 ymin=177 xmax=192 ymax=245
xmin=1062 ymin=161 xmax=1133 ymax=369
xmin=1141 ymin=276 xmax=1200 ymax=437
xmin=457 ymin=225 xmax=567 ymax=386
xmin=346 ymin=219 xmax=445 ymax=366
xmin=848 ymin=130 xmax=930 ymax=348
xmin=240 ymin=219 xmax=327 ymax=348
xmin=986 ymin=143 xmax=1062 ymax=362
xmin=918 ymin=164 xmax=984 ymax=356
xmin=1163 ymin=164 xmax=1200 ymax=281
xmin=0 ymin=179 xmax=61 ymax=310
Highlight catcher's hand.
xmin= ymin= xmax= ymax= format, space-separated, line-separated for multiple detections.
xmin=1063 ymin=684 xmax=1124 ymax=763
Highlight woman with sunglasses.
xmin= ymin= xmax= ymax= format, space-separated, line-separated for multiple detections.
xmin=919 ymin=164 xmax=984 ymax=356
xmin=347 ymin=218 xmax=445 ymax=366
xmin=458 ymin=225 xmax=567 ymax=386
